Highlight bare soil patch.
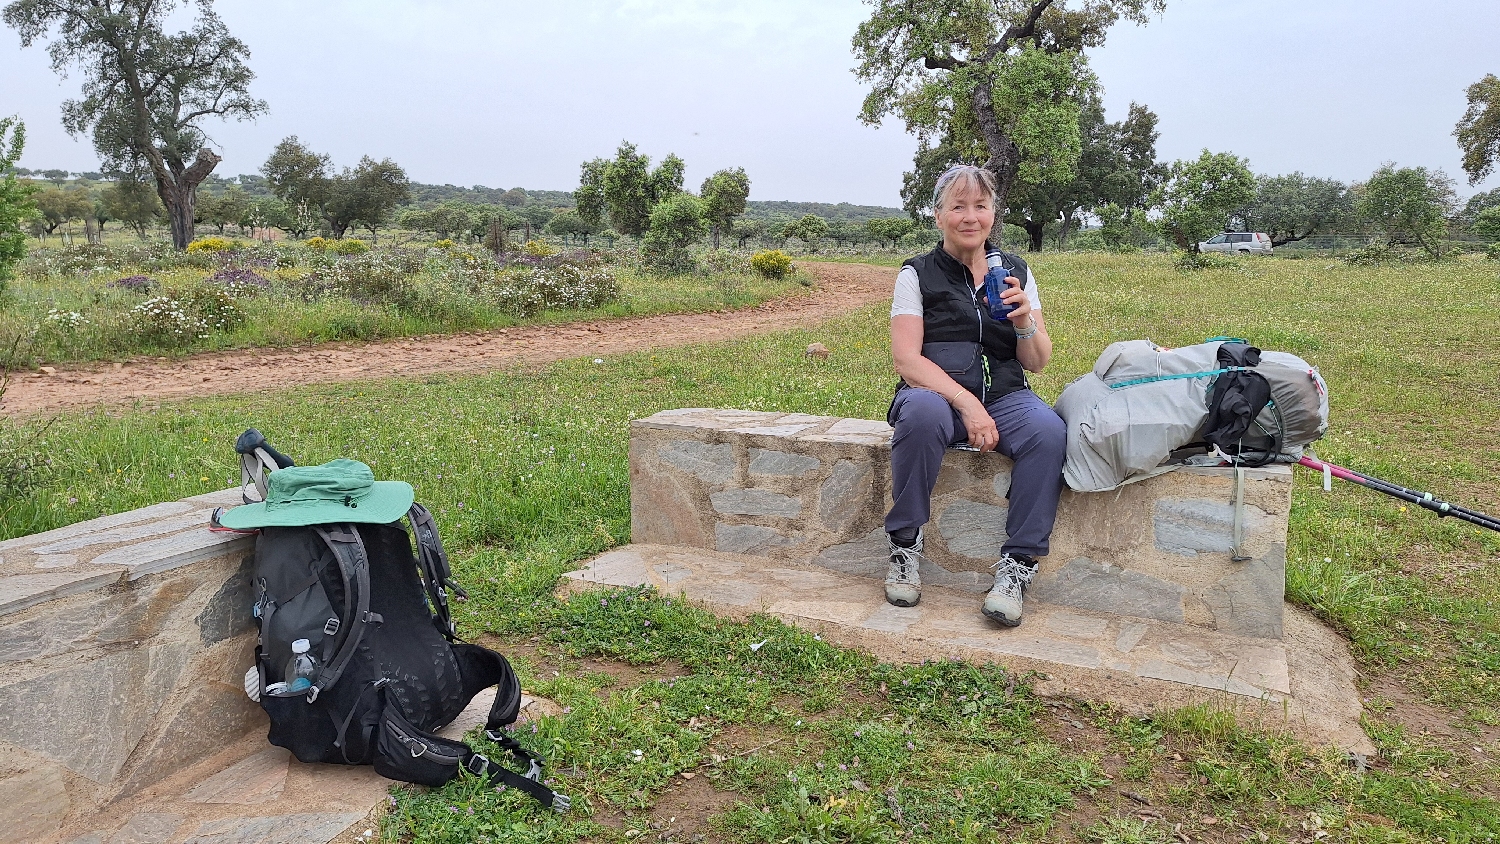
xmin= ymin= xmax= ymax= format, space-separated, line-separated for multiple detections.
xmin=0 ymin=262 xmax=894 ymax=417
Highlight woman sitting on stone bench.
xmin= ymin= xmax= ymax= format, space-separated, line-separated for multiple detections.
xmin=883 ymin=164 xmax=1066 ymax=627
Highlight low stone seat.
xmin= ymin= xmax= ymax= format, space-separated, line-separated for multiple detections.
xmin=629 ymin=408 xmax=1291 ymax=640
xmin=568 ymin=408 xmax=1369 ymax=751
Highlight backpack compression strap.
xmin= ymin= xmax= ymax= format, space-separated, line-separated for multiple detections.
xmin=466 ymin=734 xmax=571 ymax=812
xmin=407 ymin=503 xmax=467 ymax=640
xmin=309 ymin=524 xmax=380 ymax=701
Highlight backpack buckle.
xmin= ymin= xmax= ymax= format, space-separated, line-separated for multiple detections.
xmin=465 ymin=753 xmax=491 ymax=777
xmin=409 ymin=740 xmax=428 ymax=759
xmin=323 ymin=618 xmax=340 ymax=636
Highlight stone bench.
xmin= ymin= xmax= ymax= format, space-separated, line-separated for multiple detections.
xmin=0 ymin=489 xmax=259 ymax=841
xmin=0 ymin=491 xmax=551 ymax=844
xmin=629 ymin=408 xmax=1292 ymax=640
xmin=572 ymin=407 xmax=1370 ymax=750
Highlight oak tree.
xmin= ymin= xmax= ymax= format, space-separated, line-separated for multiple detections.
xmin=1153 ymin=150 xmax=1256 ymax=252
xmin=0 ymin=117 xmax=36 ymax=289
xmin=1355 ymin=164 xmax=1456 ymax=256
xmin=576 ymin=142 xmax=686 ymax=237
xmin=641 ymin=192 xmax=707 ymax=273
xmin=1006 ymin=92 xmax=1162 ymax=249
xmin=100 ymin=174 xmax=163 ymax=237
xmin=700 ymin=167 xmax=750 ymax=249
xmin=5 ymin=0 xmax=266 ymax=249
xmin=854 ymin=0 xmax=1165 ymax=228
xmin=1236 ymin=173 xmax=1352 ymax=247
xmin=866 ymin=216 xmax=914 ymax=248
xmin=1455 ymin=74 xmax=1500 ymax=186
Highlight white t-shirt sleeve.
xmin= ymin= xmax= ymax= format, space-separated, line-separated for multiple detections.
xmin=890 ymin=266 xmax=923 ymax=318
xmin=890 ymin=265 xmax=1043 ymax=319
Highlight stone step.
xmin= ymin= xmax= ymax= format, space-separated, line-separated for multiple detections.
xmin=563 ymin=543 xmax=1372 ymax=754
xmin=51 ymin=690 xmax=557 ymax=844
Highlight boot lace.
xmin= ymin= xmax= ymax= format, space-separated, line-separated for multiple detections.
xmin=990 ymin=553 xmax=1035 ymax=599
xmin=887 ymin=537 xmax=924 ymax=586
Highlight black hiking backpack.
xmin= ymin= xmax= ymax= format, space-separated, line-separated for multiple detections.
xmin=231 ymin=430 xmax=569 ymax=811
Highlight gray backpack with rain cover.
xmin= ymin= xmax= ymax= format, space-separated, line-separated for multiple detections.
xmin=1053 ymin=339 xmax=1328 ymax=493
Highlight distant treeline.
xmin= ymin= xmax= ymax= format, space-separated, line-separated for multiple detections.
xmin=13 ymin=168 xmax=903 ymax=220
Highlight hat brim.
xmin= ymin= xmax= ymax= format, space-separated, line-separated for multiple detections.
xmin=216 ymin=480 xmax=415 ymax=529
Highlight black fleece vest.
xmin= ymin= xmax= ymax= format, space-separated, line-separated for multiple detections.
xmin=904 ymin=243 xmax=1031 ymax=402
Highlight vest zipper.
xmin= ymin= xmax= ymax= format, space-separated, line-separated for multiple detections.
xmin=965 ymin=269 xmax=988 ymax=403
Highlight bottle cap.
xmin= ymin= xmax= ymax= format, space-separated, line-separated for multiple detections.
xmin=291 ymin=638 xmax=310 ymax=654
xmin=986 ymin=252 xmax=1005 ymax=269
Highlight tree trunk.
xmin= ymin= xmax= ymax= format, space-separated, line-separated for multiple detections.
xmin=153 ymin=149 xmax=222 ymax=249
xmin=85 ymin=217 xmax=101 ymax=245
xmin=1023 ymin=219 xmax=1045 ymax=252
xmin=971 ymin=61 xmax=1025 ymax=245
xmin=712 ymin=225 xmax=721 ymax=250
xmin=1058 ymin=210 xmax=1078 ymax=247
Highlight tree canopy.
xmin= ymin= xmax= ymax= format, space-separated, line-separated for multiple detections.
xmin=1356 ymin=164 xmax=1456 ymax=256
xmin=262 ymin=138 xmax=409 ymax=239
xmin=32 ymin=185 xmax=93 ymax=238
xmin=1005 ymin=91 xmax=1162 ymax=249
xmin=5 ymin=0 xmax=266 ymax=248
xmin=853 ymin=0 xmax=1166 ymax=225
xmin=576 ymin=142 xmax=686 ymax=238
xmin=701 ymin=168 xmax=750 ymax=249
xmin=101 ymin=175 xmax=163 ymax=238
xmin=1237 ymin=173 xmax=1353 ymax=247
xmin=1153 ymin=150 xmax=1256 ymax=252
xmin=866 ymin=216 xmax=915 ymax=248
xmin=641 ymin=192 xmax=707 ymax=273
xmin=1472 ymin=206 xmax=1500 ymax=240
xmin=0 ymin=116 xmax=36 ymax=290
xmin=1456 ymin=74 xmax=1500 ymax=186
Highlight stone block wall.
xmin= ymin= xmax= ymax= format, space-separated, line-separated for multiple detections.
xmin=631 ymin=408 xmax=1292 ymax=640
xmin=0 ymin=490 xmax=260 ymax=843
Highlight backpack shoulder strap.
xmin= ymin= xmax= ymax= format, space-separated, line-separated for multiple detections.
xmin=407 ymin=503 xmax=466 ymax=640
xmin=309 ymin=523 xmax=379 ymax=701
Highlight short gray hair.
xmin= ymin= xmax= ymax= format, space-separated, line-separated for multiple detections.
xmin=932 ymin=165 xmax=998 ymax=212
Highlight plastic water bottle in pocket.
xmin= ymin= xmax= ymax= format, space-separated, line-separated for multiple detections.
xmin=282 ymin=638 xmax=319 ymax=693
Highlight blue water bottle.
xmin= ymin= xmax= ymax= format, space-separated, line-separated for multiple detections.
xmin=982 ymin=253 xmax=1017 ymax=321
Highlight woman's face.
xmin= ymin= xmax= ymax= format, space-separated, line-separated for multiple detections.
xmin=934 ymin=180 xmax=995 ymax=254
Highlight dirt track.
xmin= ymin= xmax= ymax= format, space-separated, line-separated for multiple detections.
xmin=0 ymin=261 xmax=893 ymax=417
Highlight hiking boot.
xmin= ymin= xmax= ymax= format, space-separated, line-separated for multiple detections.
xmin=982 ymin=552 xmax=1037 ymax=626
xmin=884 ymin=531 xmax=925 ymax=607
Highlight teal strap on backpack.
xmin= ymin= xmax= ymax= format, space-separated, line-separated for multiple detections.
xmin=1107 ymin=367 xmax=1240 ymax=390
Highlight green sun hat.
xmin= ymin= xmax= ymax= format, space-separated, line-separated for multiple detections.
xmin=216 ymin=458 xmax=414 ymax=529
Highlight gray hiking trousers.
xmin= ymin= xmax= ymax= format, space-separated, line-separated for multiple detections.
xmin=885 ymin=387 xmax=1066 ymax=558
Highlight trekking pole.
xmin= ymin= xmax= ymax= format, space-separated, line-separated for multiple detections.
xmin=1297 ymin=455 xmax=1500 ymax=534
xmin=1304 ymin=457 xmax=1500 ymax=529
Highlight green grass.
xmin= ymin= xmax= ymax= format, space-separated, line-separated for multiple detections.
xmin=5 ymin=251 xmax=1500 ymax=841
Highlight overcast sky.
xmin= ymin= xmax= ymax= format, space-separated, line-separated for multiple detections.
xmin=3 ymin=0 xmax=1497 ymax=206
